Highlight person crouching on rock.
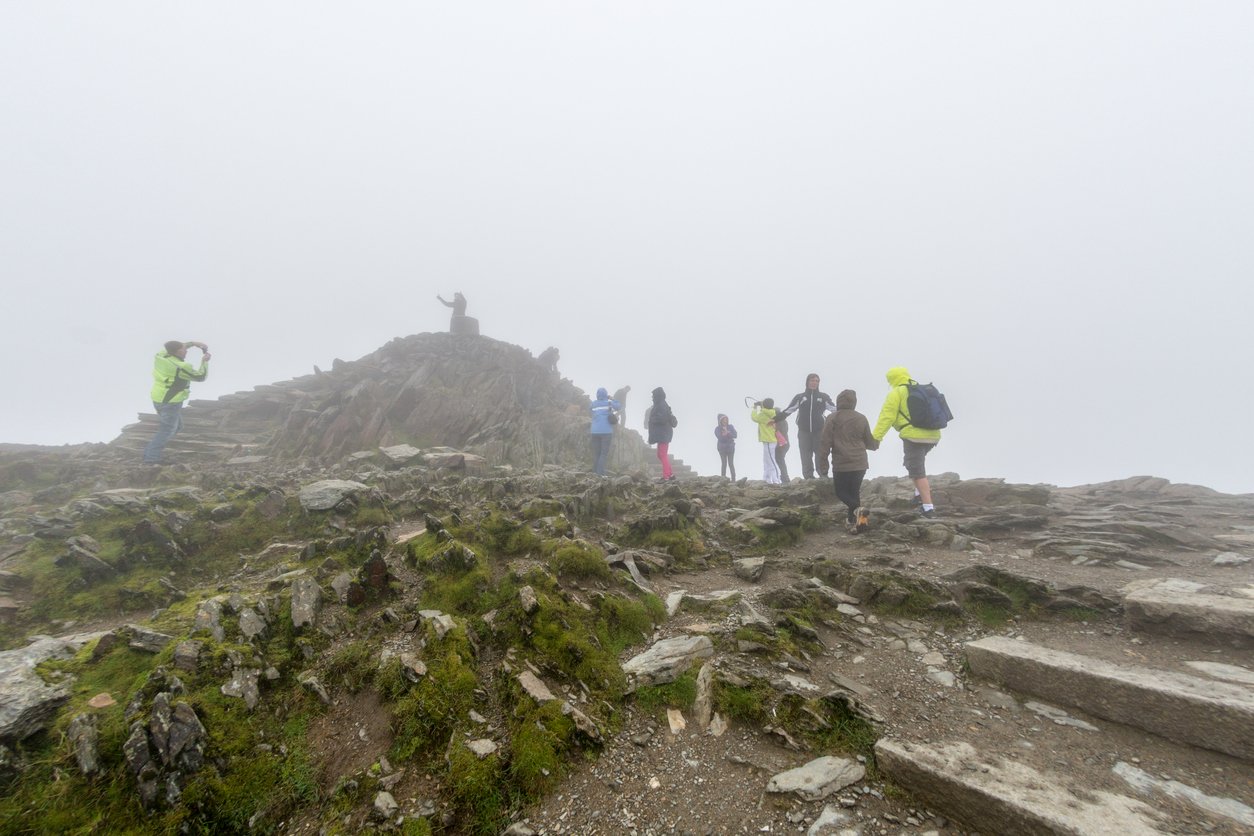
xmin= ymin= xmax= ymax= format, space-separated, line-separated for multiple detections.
xmin=589 ymin=387 xmax=622 ymax=476
xmin=143 ymin=340 xmax=211 ymax=465
xmin=714 ymin=414 xmax=737 ymax=480
xmin=817 ymin=389 xmax=880 ymax=532
xmin=647 ymin=387 xmax=676 ymax=481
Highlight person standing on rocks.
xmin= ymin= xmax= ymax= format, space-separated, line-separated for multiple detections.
xmin=142 ymin=340 xmax=211 ymax=465
xmin=589 ymin=387 xmax=622 ymax=476
xmin=612 ymin=385 xmax=631 ymax=427
xmin=817 ymin=389 xmax=880 ymax=532
xmin=647 ymin=387 xmax=676 ymax=481
xmin=773 ymin=412 xmax=791 ymax=483
xmin=714 ymin=413 xmax=737 ymax=480
xmin=774 ymin=373 xmax=837 ymax=479
xmin=750 ymin=399 xmax=782 ymax=484
xmin=872 ymin=366 xmax=941 ymax=517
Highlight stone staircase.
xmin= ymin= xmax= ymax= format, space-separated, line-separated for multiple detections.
xmin=876 ymin=581 xmax=1254 ymax=833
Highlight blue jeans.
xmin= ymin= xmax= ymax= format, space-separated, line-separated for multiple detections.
xmin=143 ymin=401 xmax=183 ymax=463
xmin=591 ymin=433 xmax=613 ymax=475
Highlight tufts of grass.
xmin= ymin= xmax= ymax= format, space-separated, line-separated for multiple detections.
xmin=633 ymin=669 xmax=698 ymax=716
xmin=446 ymin=744 xmax=506 ymax=835
xmin=543 ymin=540 xmax=611 ymax=582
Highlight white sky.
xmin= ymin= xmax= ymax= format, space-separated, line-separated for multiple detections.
xmin=2 ymin=3 xmax=1252 ymax=493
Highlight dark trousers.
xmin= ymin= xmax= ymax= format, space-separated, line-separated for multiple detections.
xmin=719 ymin=450 xmax=736 ymax=480
xmin=798 ymin=428 xmax=820 ymax=478
xmin=833 ymin=470 xmax=866 ymax=519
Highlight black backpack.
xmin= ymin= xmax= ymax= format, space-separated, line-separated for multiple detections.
xmin=902 ymin=382 xmax=953 ymax=430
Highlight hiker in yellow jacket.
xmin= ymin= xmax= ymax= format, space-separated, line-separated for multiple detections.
xmin=143 ymin=340 xmax=211 ymax=464
xmin=872 ymin=366 xmax=941 ymax=517
xmin=750 ymin=399 xmax=782 ymax=485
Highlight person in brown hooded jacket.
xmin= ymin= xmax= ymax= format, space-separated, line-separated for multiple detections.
xmin=817 ymin=389 xmax=880 ymax=531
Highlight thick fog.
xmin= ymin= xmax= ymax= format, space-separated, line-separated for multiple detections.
xmin=2 ymin=3 xmax=1252 ymax=493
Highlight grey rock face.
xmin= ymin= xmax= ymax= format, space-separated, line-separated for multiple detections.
xmin=767 ymin=756 xmax=866 ymax=801
xmin=67 ymin=713 xmax=100 ymax=775
xmin=621 ymin=635 xmax=714 ymax=692
xmin=126 ymin=625 xmax=174 ymax=654
xmin=221 ymin=668 xmax=261 ymax=711
xmin=0 ymin=634 xmax=99 ymax=741
xmin=238 ymin=608 xmax=267 ymax=641
xmin=193 ymin=598 xmax=225 ymax=642
xmin=173 ymin=640 xmax=202 ymax=673
xmin=298 ymin=480 xmax=370 ymax=511
xmin=290 ymin=577 xmax=322 ymax=629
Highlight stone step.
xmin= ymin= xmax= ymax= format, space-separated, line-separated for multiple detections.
xmin=964 ymin=637 xmax=1254 ymax=761
xmin=875 ymin=738 xmax=1166 ymax=835
xmin=1124 ymin=585 xmax=1254 ymax=646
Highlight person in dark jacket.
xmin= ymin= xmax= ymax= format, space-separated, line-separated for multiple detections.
xmin=714 ymin=414 xmax=737 ymax=480
xmin=647 ymin=387 xmax=676 ymax=481
xmin=775 ymin=373 xmax=837 ymax=479
xmin=589 ymin=387 xmax=622 ymax=476
xmin=817 ymin=389 xmax=880 ymax=532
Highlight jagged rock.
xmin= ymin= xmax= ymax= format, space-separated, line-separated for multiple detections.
xmin=290 ymin=577 xmax=322 ymax=629
xmin=519 ymin=585 xmax=539 ymax=614
xmin=331 ymin=572 xmax=366 ymax=606
xmin=419 ymin=610 xmax=456 ymax=638
xmin=1214 ymin=552 xmax=1251 ymax=567
xmin=378 ymin=444 xmax=423 ymax=467
xmin=517 ymin=671 xmax=556 ymax=703
xmin=561 ymin=700 xmax=603 ymax=742
xmin=173 ymin=640 xmax=202 ymax=673
xmin=398 ymin=653 xmax=427 ymax=682
xmin=622 ymin=635 xmax=714 ymax=692
xmin=298 ymin=480 xmax=370 ymax=512
xmin=0 ymin=634 xmax=100 ymax=741
xmin=124 ymin=519 xmax=183 ymax=561
xmin=360 ymin=549 xmax=390 ymax=593
xmin=67 ymin=713 xmax=100 ymax=775
xmin=298 ymin=672 xmax=331 ymax=704
xmin=767 ymin=756 xmax=865 ymax=800
xmin=193 ymin=599 xmax=225 ymax=641
xmin=54 ymin=543 xmax=115 ymax=582
xmin=238 ymin=608 xmax=267 ymax=641
xmin=373 ymin=790 xmax=399 ymax=820
xmin=465 ymin=738 xmax=498 ymax=758
xmin=693 ymin=662 xmax=715 ymax=730
xmin=126 ymin=625 xmax=174 ymax=654
xmin=733 ymin=557 xmax=766 ymax=581
xmin=950 ymin=582 xmax=1015 ymax=609
xmin=221 ymin=668 xmax=261 ymax=710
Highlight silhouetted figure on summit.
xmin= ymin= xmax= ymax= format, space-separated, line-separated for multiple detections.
xmin=436 ymin=292 xmax=479 ymax=336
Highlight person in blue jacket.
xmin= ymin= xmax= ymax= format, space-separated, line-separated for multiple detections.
xmin=589 ymin=387 xmax=623 ymax=475
xmin=714 ymin=414 xmax=737 ymax=480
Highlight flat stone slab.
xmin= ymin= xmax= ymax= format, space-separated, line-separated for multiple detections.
xmin=621 ymin=635 xmax=714 ymax=692
xmin=1124 ymin=587 xmax=1254 ymax=644
xmin=766 ymin=755 xmax=864 ymax=801
xmin=965 ymin=636 xmax=1254 ymax=761
xmin=875 ymin=739 xmax=1163 ymax=835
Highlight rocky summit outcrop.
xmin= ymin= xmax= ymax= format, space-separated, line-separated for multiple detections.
xmin=108 ymin=332 xmax=693 ymax=476
xmin=2 ymin=334 xmax=1253 ymax=834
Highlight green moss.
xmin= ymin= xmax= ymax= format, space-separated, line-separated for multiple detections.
xmin=390 ymin=643 xmax=478 ymax=762
xmin=446 ymin=745 xmax=506 ymax=835
xmin=324 ymin=640 xmax=377 ymax=694
xmin=745 ymin=523 xmax=803 ymax=551
xmin=634 ymin=669 xmax=698 ymax=715
xmin=544 ymin=540 xmax=611 ymax=582
xmin=507 ymin=701 xmax=576 ymax=798
xmin=714 ymin=679 xmax=774 ymax=724
xmin=640 ymin=528 xmax=704 ymax=561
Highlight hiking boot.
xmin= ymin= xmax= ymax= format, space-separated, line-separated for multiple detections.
xmin=855 ymin=507 xmax=871 ymax=533
xmin=919 ymin=507 xmax=935 ymax=519
xmin=911 ymin=494 xmax=923 ymax=507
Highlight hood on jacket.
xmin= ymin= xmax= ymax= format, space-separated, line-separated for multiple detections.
xmin=717 ymin=413 xmax=728 ymax=424
xmin=652 ymin=387 xmax=666 ymax=402
xmin=836 ymin=389 xmax=857 ymax=410
xmin=886 ymin=367 xmax=911 ymax=387
xmin=596 ymin=387 xmax=608 ymax=399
